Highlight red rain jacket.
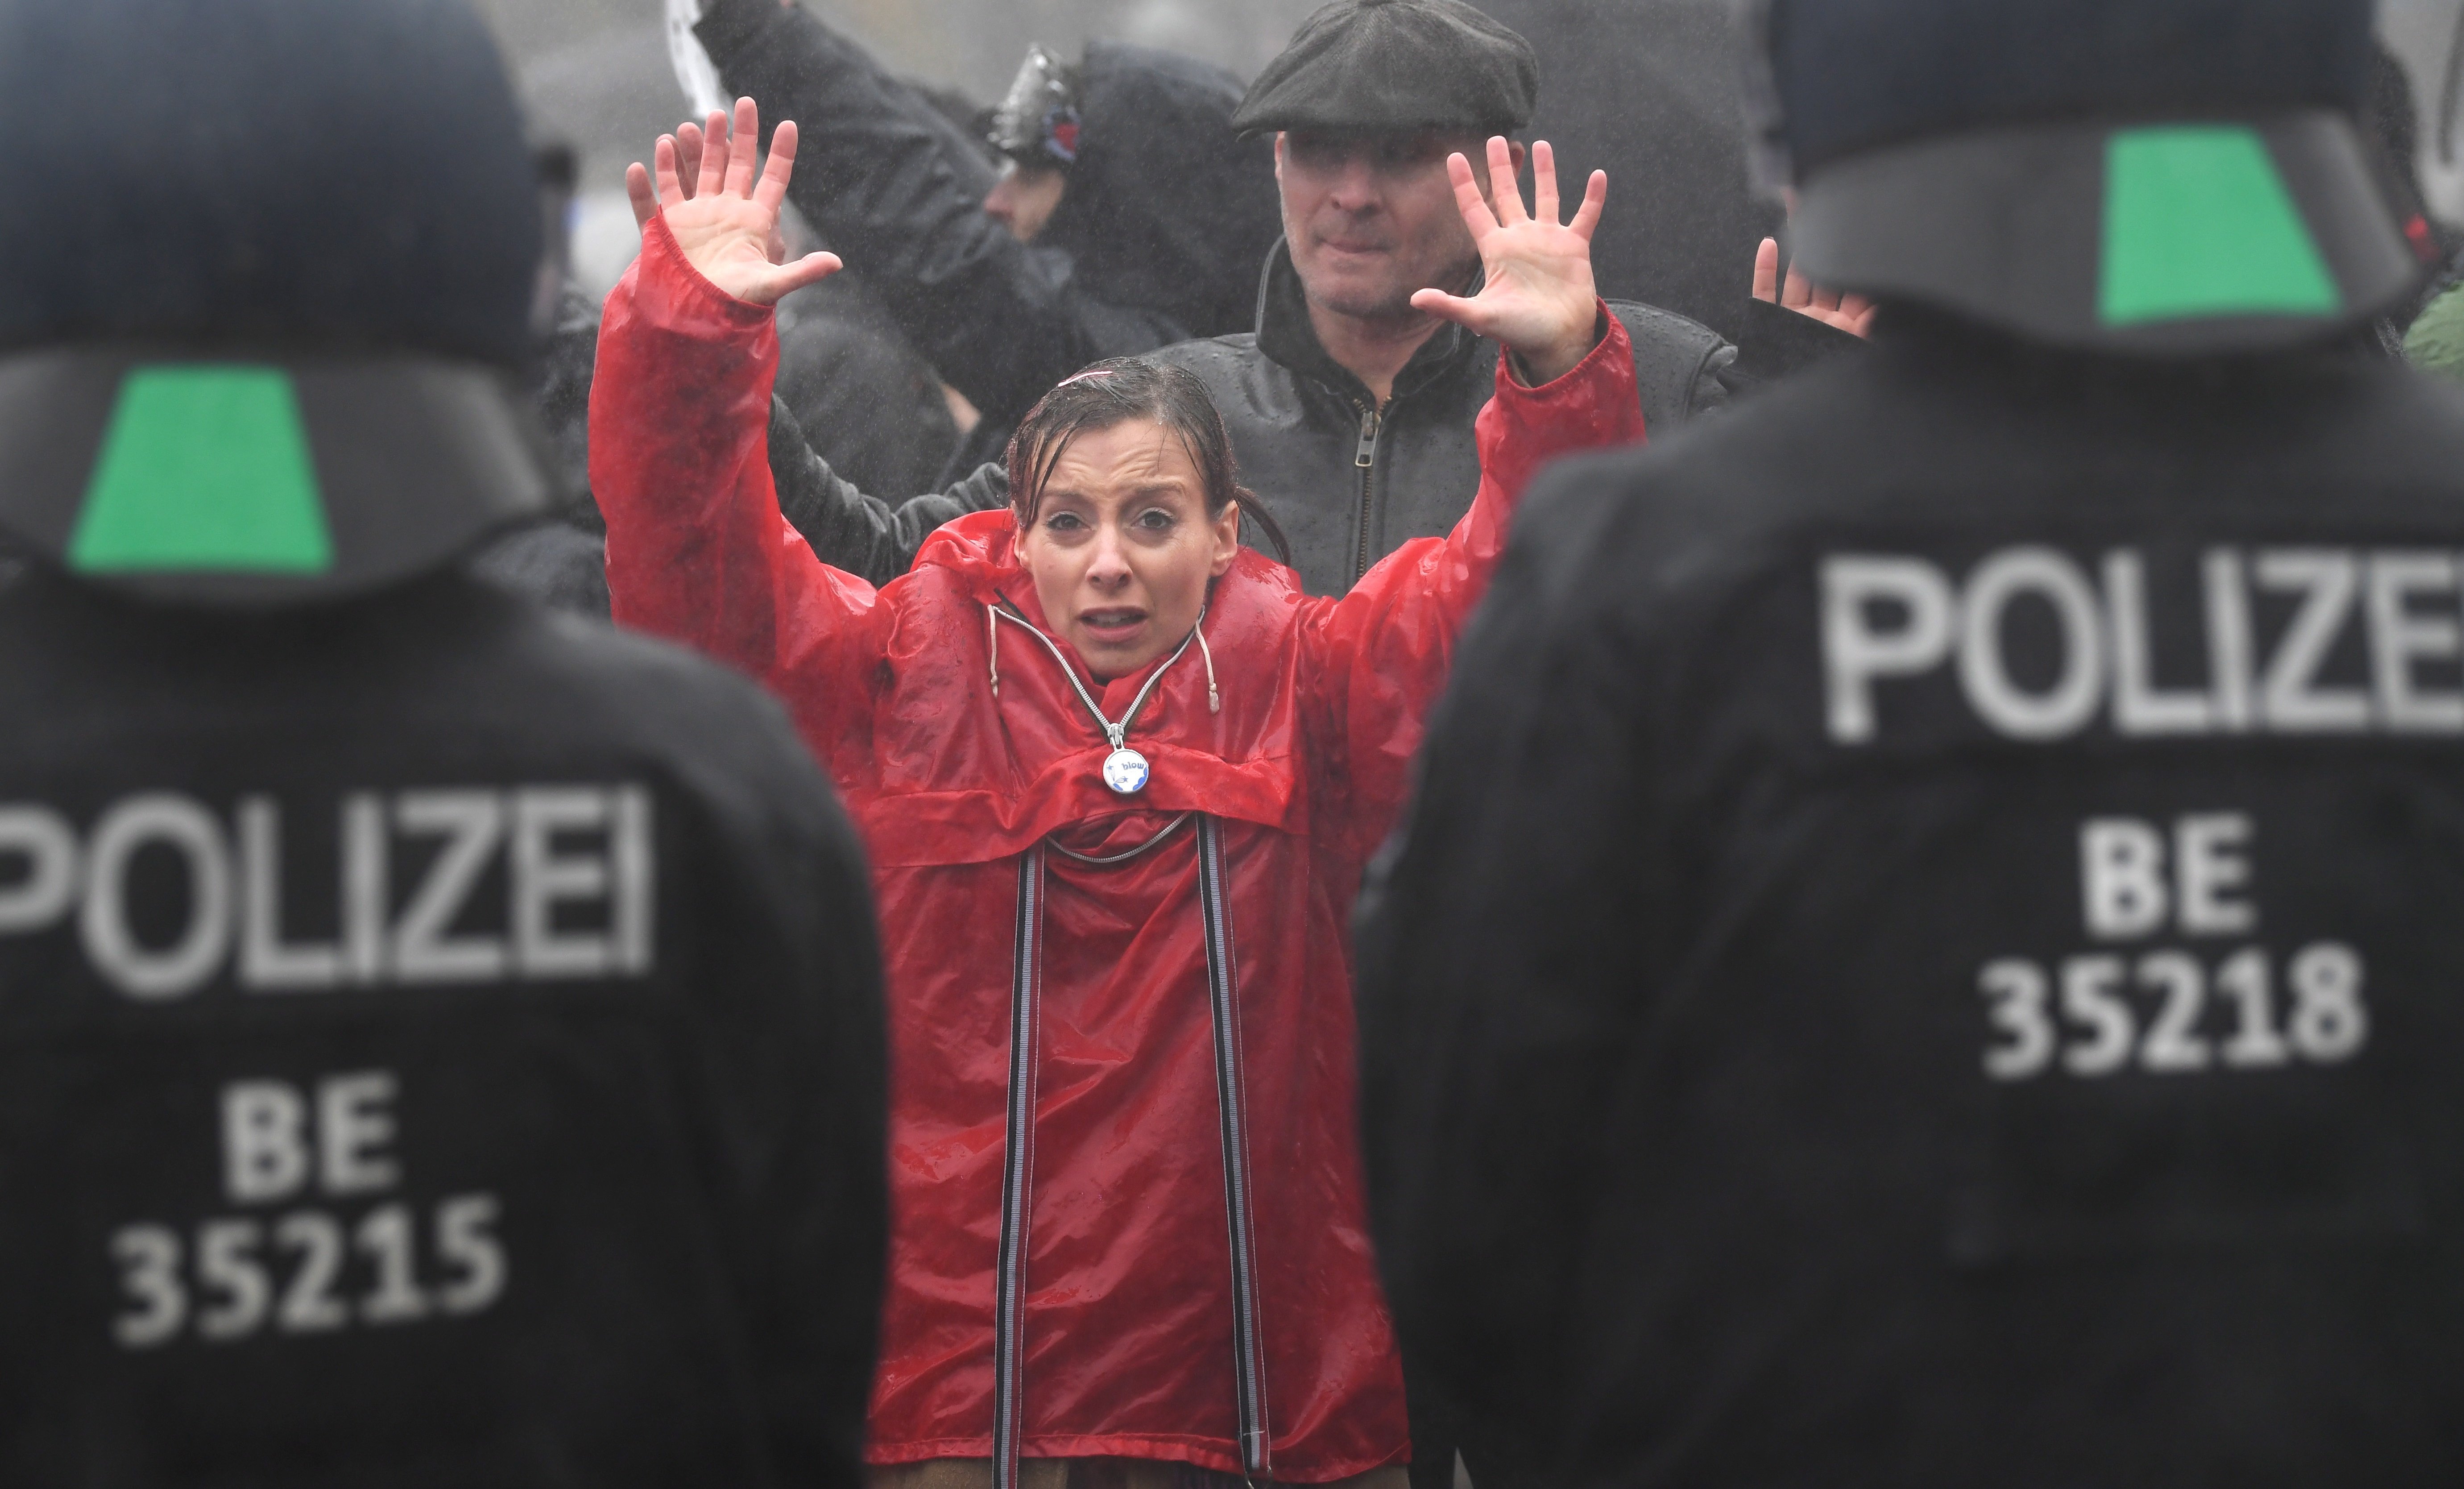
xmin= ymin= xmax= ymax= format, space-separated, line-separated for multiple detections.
xmin=593 ymin=220 xmax=1644 ymax=1481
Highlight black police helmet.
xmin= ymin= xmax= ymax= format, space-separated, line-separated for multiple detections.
xmin=1746 ymin=0 xmax=2419 ymax=353
xmin=0 ymin=0 xmax=554 ymax=602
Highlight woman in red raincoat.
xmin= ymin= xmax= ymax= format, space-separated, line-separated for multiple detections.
xmin=592 ymin=100 xmax=1645 ymax=1489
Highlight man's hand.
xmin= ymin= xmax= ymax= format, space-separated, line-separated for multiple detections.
xmin=1752 ymin=237 xmax=1876 ymax=339
xmin=625 ymin=97 xmax=841 ymax=306
xmin=1411 ymin=138 xmax=1605 ymax=386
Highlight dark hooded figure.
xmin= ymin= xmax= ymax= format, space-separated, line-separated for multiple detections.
xmin=685 ymin=0 xmax=1282 ymax=453
xmin=1358 ymin=0 xmax=2464 ymax=1482
xmin=0 ymin=0 xmax=888 ymax=1478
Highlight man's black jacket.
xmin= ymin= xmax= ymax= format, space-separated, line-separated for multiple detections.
xmin=1358 ymin=321 xmax=2464 ymax=1485
xmin=1155 ymin=244 xmax=1737 ymax=596
xmin=0 ymin=568 xmax=887 ymax=1485
xmin=746 ymin=243 xmax=1737 ymax=599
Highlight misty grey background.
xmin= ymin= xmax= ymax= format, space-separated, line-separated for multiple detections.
xmin=478 ymin=0 xmax=1318 ymax=193
xmin=476 ymin=0 xmax=1324 ymax=294
xmin=480 ymin=0 xmax=2464 ymax=300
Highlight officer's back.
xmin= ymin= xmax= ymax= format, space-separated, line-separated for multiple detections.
xmin=1357 ymin=0 xmax=2464 ymax=1483
xmin=0 ymin=0 xmax=886 ymax=1481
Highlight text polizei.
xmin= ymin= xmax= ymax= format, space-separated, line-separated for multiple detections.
xmin=1822 ymin=545 xmax=2464 ymax=744
xmin=0 ymin=784 xmax=654 ymax=1001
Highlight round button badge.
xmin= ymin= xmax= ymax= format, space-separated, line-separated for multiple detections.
xmin=1102 ymin=747 xmax=1151 ymax=795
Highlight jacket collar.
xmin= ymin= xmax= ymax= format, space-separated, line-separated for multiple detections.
xmin=912 ymin=508 xmax=1244 ymax=713
xmin=1251 ymin=239 xmax=1486 ymax=407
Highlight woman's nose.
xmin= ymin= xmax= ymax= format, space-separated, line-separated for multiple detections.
xmin=1086 ymin=531 xmax=1132 ymax=588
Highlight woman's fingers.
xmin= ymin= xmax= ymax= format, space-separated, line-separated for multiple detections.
xmin=696 ymin=109 xmax=730 ymax=199
xmin=625 ymin=161 xmax=659 ymax=229
xmin=1781 ymin=262 xmax=1813 ymax=310
xmin=1410 ymin=286 xmax=1486 ymax=330
xmin=1445 ymin=152 xmax=1501 ymax=242
xmin=765 ymin=250 xmax=843 ymax=299
xmin=1486 ymin=136 xmax=1526 ymax=226
xmin=725 ymin=98 xmax=763 ymax=197
xmin=653 ymin=134 xmax=685 ymax=209
xmin=754 ymin=119 xmax=799 ymax=214
xmin=1568 ymin=169 xmax=1607 ymax=241
xmin=1532 ymin=140 xmax=1559 ymax=225
xmin=675 ymin=123 xmax=704 ymax=199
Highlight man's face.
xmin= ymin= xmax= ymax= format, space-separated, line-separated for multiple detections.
xmin=1276 ymin=130 xmax=1499 ymax=323
xmin=986 ymin=160 xmax=1068 ymax=243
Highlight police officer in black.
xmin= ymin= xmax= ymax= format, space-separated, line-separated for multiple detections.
xmin=1357 ymin=0 xmax=2464 ymax=1482
xmin=0 ymin=0 xmax=886 ymax=1481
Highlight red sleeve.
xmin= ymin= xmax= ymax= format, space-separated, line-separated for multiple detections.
xmin=591 ymin=216 xmax=890 ymax=768
xmin=1301 ymin=308 xmax=1647 ymax=867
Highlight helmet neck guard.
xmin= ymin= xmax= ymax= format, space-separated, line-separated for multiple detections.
xmin=0 ymin=347 xmax=549 ymax=605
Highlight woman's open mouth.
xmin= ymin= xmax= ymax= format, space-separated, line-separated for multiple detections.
xmin=1078 ymin=607 xmax=1149 ymax=644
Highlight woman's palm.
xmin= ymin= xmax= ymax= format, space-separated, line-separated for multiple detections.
xmin=1410 ymin=138 xmax=1606 ymax=386
xmin=626 ymin=99 xmax=840 ymax=307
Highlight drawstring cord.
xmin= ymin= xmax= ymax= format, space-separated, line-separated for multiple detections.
xmin=1196 ymin=619 xmax=1221 ymax=715
xmin=984 ymin=601 xmax=1218 ymax=716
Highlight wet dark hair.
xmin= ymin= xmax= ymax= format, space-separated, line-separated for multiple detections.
xmin=1007 ymin=357 xmax=1293 ymax=565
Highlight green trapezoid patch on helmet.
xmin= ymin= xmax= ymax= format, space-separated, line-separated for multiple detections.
xmin=69 ymin=365 xmax=335 ymax=575
xmin=2100 ymin=124 xmax=2344 ymax=328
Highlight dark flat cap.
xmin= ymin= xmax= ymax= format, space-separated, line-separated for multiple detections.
xmin=1231 ymin=0 xmax=1538 ymax=137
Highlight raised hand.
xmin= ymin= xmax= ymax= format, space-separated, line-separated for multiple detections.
xmin=1752 ymin=237 xmax=1876 ymax=339
xmin=625 ymin=97 xmax=840 ymax=306
xmin=1410 ymin=138 xmax=1606 ymax=386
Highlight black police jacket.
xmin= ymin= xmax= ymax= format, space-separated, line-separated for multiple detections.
xmin=1358 ymin=320 xmax=2464 ymax=1485
xmin=0 ymin=568 xmax=887 ymax=1487
xmin=1154 ymin=244 xmax=1739 ymax=596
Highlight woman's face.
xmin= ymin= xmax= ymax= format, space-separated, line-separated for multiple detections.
xmin=1015 ymin=418 xmax=1242 ymax=680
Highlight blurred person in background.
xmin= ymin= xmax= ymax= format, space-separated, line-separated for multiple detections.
xmin=683 ymin=0 xmax=1283 ymax=469
xmin=476 ymin=148 xmax=990 ymax=615
xmin=0 ymin=0 xmax=887 ymax=1480
xmin=1358 ymin=0 xmax=2464 ymax=1482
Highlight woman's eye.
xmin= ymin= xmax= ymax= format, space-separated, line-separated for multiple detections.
xmin=1045 ymin=512 xmax=1086 ymax=532
xmin=1135 ymin=510 xmax=1177 ymax=531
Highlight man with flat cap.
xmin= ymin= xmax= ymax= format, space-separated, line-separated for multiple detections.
xmin=1358 ymin=0 xmax=2464 ymax=1481
xmin=1152 ymin=0 xmax=1737 ymax=596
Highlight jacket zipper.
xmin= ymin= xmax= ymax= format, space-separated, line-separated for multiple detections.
xmin=1352 ymin=403 xmax=1383 ymax=585
xmin=992 ymin=846 xmax=1046 ymax=1489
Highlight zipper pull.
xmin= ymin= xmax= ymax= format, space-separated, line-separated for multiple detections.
xmin=1355 ymin=407 xmax=1380 ymax=469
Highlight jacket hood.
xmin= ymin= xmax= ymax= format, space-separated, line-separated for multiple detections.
xmin=1042 ymin=45 xmax=1284 ymax=342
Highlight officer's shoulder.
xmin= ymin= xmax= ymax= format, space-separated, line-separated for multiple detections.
xmin=483 ymin=591 xmax=838 ymax=813
xmin=1505 ymin=357 xmax=1890 ymax=641
xmin=1523 ymin=353 xmax=1864 ymax=539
